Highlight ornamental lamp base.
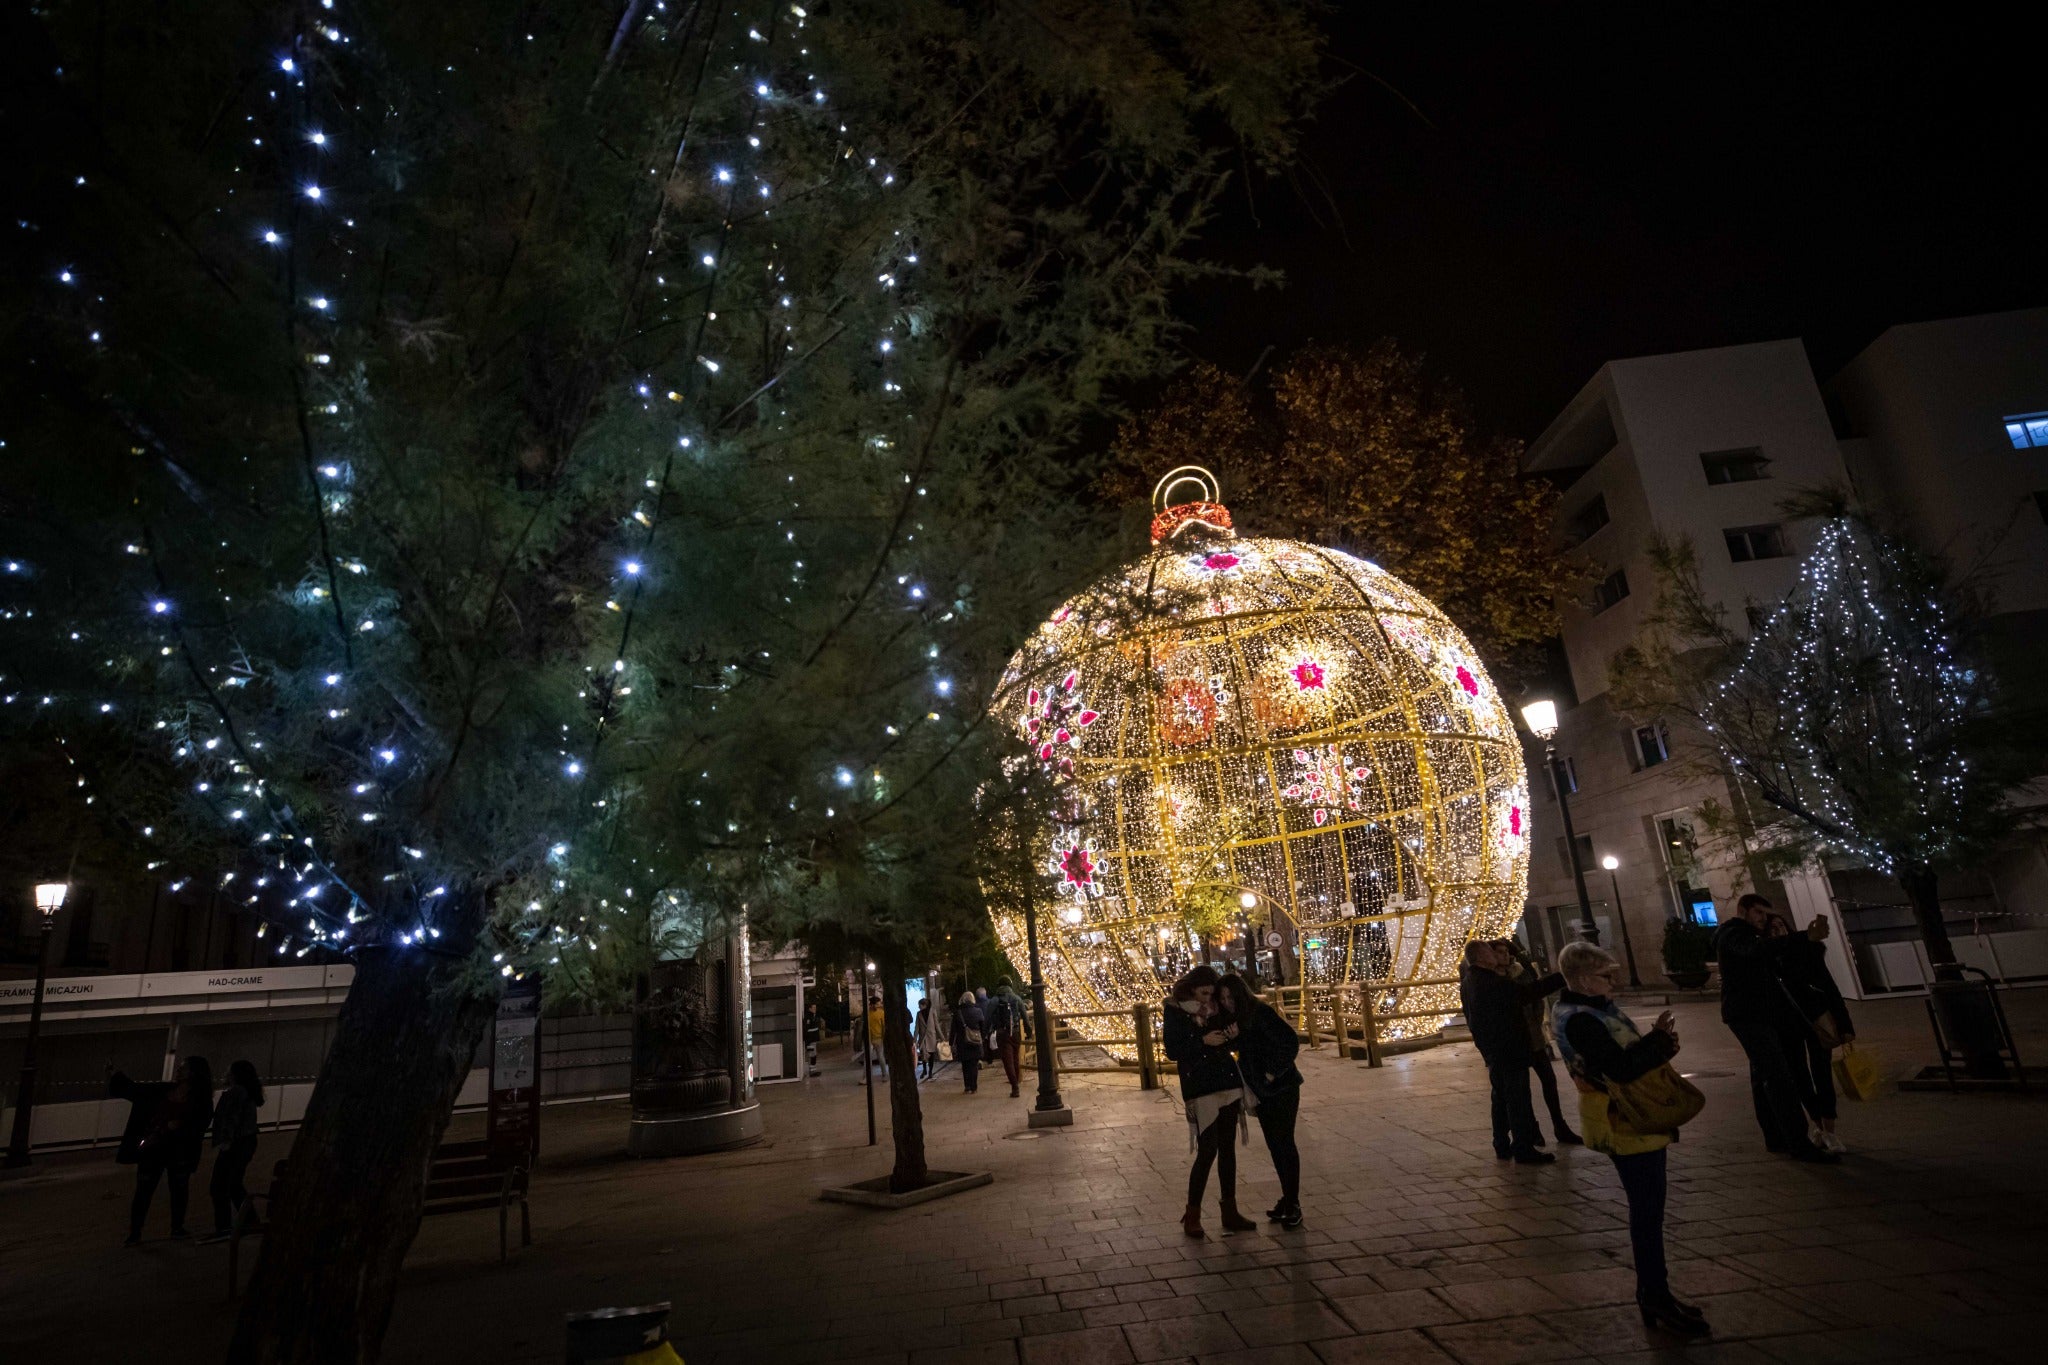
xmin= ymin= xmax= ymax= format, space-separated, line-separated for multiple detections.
xmin=1027 ymin=1105 xmax=1074 ymax=1128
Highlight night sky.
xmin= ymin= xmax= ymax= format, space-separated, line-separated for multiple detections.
xmin=1187 ymin=8 xmax=2048 ymax=438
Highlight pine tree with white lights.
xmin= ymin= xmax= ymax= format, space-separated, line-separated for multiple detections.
xmin=1612 ymin=493 xmax=2041 ymax=980
xmin=5 ymin=3 xmax=1319 ymax=1356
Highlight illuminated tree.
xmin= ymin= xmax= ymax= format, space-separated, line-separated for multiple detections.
xmin=4 ymin=0 xmax=1320 ymax=1356
xmin=1610 ymin=496 xmax=2044 ymax=977
xmin=1105 ymin=345 xmax=1581 ymax=681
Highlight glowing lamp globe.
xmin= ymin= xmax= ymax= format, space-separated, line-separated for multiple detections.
xmin=988 ymin=468 xmax=1530 ymax=1044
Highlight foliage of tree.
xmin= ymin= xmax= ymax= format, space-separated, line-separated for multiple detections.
xmin=1103 ymin=344 xmax=1582 ymax=682
xmin=4 ymin=3 xmax=1320 ymax=1353
xmin=1609 ymin=494 xmax=2046 ymax=975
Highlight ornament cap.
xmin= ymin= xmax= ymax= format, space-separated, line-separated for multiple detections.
xmin=1149 ymin=465 xmax=1233 ymax=544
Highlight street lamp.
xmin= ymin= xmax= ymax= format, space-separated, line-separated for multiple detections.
xmin=1601 ymin=855 xmax=1643 ymax=988
xmin=4 ymin=881 xmax=70 ymax=1168
xmin=1520 ymin=700 xmax=1598 ymax=946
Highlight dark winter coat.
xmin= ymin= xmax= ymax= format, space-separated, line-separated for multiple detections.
xmin=1714 ymin=918 xmax=1812 ymax=1026
xmin=110 ymin=1072 xmax=213 ymax=1170
xmin=949 ymin=1004 xmax=989 ymax=1061
xmin=987 ymin=990 xmax=1027 ymax=1040
xmin=1232 ymin=1001 xmax=1302 ymax=1102
xmin=1460 ymin=963 xmax=1564 ymax=1064
xmin=1161 ymin=1002 xmax=1242 ymax=1102
xmin=1777 ymin=936 xmax=1853 ymax=1039
xmin=211 ymin=1083 xmax=261 ymax=1148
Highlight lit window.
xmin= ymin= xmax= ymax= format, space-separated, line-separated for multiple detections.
xmin=1590 ymin=567 xmax=1629 ymax=611
xmin=1701 ymin=448 xmax=1770 ymax=484
xmin=2004 ymin=413 xmax=2048 ymax=449
xmin=1724 ymin=524 xmax=1788 ymax=562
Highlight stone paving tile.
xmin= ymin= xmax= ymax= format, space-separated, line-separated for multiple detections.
xmin=1326 ymin=1287 xmax=1463 ymax=1335
xmin=1311 ymin=1328 xmax=1461 ymax=1363
xmin=1019 ymin=1324 xmax=1137 ymax=1365
xmin=1123 ymin=1311 xmax=1248 ymax=1360
xmin=1423 ymin=1314 xmax=1584 ymax=1364
xmin=1432 ymin=1277 xmax=1572 ymax=1320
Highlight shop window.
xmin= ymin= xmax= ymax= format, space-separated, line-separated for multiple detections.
xmin=2004 ymin=413 xmax=2048 ymax=449
xmin=1633 ymin=723 xmax=1670 ymax=769
xmin=1564 ymin=494 xmax=1610 ymax=545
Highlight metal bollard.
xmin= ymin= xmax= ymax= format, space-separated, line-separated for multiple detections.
xmin=566 ymin=1302 xmax=679 ymax=1364
xmin=1134 ymin=1003 xmax=1158 ymax=1090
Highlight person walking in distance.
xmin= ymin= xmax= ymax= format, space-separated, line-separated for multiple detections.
xmin=1554 ymin=943 xmax=1710 ymax=1338
xmin=864 ymin=994 xmax=887 ymax=1073
xmin=1505 ymin=939 xmax=1582 ymax=1147
xmin=802 ymin=1001 xmax=823 ymax=1077
xmin=197 ymin=1060 xmax=264 ymax=1243
xmin=988 ymin=979 xmax=1026 ymax=1097
xmin=1218 ymin=974 xmax=1304 ymax=1229
xmin=110 ymin=1055 xmax=215 ymax=1245
xmin=948 ymin=990 xmax=989 ymax=1093
xmin=1460 ymin=940 xmax=1564 ymax=1163
xmin=1162 ymin=965 xmax=1257 ymax=1239
xmin=1768 ymin=912 xmax=1854 ymax=1153
xmin=1714 ymin=894 xmax=1839 ymax=1163
xmin=914 ymin=994 xmax=943 ymax=1080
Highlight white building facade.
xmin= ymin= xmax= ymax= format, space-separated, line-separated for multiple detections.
xmin=1519 ymin=311 xmax=2048 ymax=996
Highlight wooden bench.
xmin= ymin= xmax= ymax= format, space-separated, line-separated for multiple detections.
xmin=229 ymin=1139 xmax=531 ymax=1295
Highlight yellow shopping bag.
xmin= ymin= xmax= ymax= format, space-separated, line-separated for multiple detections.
xmin=1833 ymin=1042 xmax=1885 ymax=1100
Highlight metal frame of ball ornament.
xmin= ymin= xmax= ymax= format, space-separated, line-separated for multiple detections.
xmin=983 ymin=468 xmax=1531 ymax=1055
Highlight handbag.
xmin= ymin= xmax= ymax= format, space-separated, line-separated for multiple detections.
xmin=1780 ymin=980 xmax=1844 ymax=1049
xmin=1600 ymin=1062 xmax=1705 ymax=1136
xmin=1833 ymin=1042 xmax=1885 ymax=1101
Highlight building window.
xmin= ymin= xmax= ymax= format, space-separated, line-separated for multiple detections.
xmin=1724 ymin=524 xmax=1789 ymax=562
xmin=1633 ymin=723 xmax=1670 ymax=768
xmin=2003 ymin=413 xmax=2048 ymax=449
xmin=1701 ymin=448 xmax=1770 ymax=484
xmin=1555 ymin=833 xmax=1595 ymax=879
xmin=1590 ymin=567 xmax=1629 ymax=612
xmin=1564 ymin=494 xmax=1610 ymax=545
xmin=1550 ymin=755 xmax=1579 ymax=795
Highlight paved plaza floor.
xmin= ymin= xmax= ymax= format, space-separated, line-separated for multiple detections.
xmin=4 ymin=992 xmax=2047 ymax=1364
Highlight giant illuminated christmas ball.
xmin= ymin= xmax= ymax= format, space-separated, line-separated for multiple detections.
xmin=989 ymin=467 xmax=1530 ymax=1043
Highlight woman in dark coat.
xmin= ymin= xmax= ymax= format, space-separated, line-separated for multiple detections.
xmin=948 ymin=990 xmax=989 ymax=1093
xmin=111 ymin=1055 xmax=214 ymax=1245
xmin=1218 ymin=974 xmax=1305 ymax=1228
xmin=1162 ymin=964 xmax=1254 ymax=1239
xmin=200 ymin=1060 xmax=265 ymax=1240
xmin=1769 ymin=913 xmax=1854 ymax=1153
xmin=1552 ymin=945 xmax=1708 ymax=1339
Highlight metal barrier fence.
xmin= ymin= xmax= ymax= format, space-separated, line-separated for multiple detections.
xmin=1017 ymin=976 xmax=1463 ymax=1089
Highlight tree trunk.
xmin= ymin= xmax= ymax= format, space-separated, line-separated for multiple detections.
xmin=875 ymin=945 xmax=927 ymax=1192
xmin=1898 ymin=865 xmax=1959 ymax=977
xmin=229 ymin=942 xmax=499 ymax=1365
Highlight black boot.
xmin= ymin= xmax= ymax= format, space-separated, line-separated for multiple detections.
xmin=1639 ymin=1295 xmax=1711 ymax=1337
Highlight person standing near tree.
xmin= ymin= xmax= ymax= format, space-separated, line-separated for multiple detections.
xmin=1504 ymin=939 xmax=1582 ymax=1147
xmin=198 ymin=1060 xmax=265 ymax=1243
xmin=864 ymin=995 xmax=887 ymax=1074
xmin=948 ymin=991 xmax=989 ymax=1093
xmin=1217 ymin=974 xmax=1304 ymax=1228
xmin=915 ymin=995 xmax=943 ymax=1080
xmin=1714 ymin=894 xmax=1839 ymax=1163
xmin=1460 ymin=941 xmax=1563 ymax=1164
xmin=111 ymin=1056 xmax=214 ymax=1245
xmin=988 ymin=979 xmax=1026 ymax=1098
xmin=1767 ymin=912 xmax=1854 ymax=1153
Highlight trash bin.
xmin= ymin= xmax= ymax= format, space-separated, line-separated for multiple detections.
xmin=565 ymin=1302 xmax=679 ymax=1365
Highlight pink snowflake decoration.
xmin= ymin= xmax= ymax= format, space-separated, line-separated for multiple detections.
xmin=1195 ymin=551 xmax=1241 ymax=574
xmin=1509 ymin=805 xmax=1523 ymax=837
xmin=1060 ymin=846 xmax=1097 ymax=889
xmin=1291 ymin=658 xmax=1326 ymax=691
xmin=1282 ymin=745 xmax=1371 ymax=826
xmin=1022 ymin=670 xmax=1101 ymax=761
xmin=1454 ymin=665 xmax=1479 ymax=697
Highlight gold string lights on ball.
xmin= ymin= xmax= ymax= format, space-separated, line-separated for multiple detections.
xmin=988 ymin=467 xmax=1530 ymax=1047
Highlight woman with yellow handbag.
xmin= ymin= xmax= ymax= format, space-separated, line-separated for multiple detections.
xmin=1554 ymin=943 xmax=1710 ymax=1339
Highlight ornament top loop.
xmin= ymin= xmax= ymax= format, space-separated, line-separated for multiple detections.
xmin=1148 ymin=465 xmax=1233 ymax=544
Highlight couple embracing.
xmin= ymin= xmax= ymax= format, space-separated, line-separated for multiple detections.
xmin=1162 ymin=964 xmax=1304 ymax=1238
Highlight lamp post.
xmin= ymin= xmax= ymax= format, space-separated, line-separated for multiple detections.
xmin=1521 ymin=700 xmax=1598 ymax=946
xmin=859 ymin=959 xmax=876 ymax=1147
xmin=1601 ymin=856 xmax=1643 ymax=988
xmin=5 ymin=881 xmax=70 ymax=1168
